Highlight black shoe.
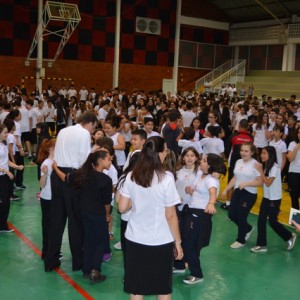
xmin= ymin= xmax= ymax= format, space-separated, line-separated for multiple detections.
xmin=89 ymin=269 xmax=106 ymax=284
xmin=72 ymin=265 xmax=82 ymax=271
xmin=221 ymin=203 xmax=230 ymax=210
xmin=44 ymin=262 xmax=61 ymax=272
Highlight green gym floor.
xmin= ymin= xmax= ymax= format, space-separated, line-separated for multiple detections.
xmin=0 ymin=163 xmax=299 ymax=300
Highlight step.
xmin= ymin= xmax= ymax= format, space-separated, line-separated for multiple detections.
xmin=246 ymin=70 xmax=300 ymax=78
xmin=243 ymin=76 xmax=300 ymax=84
xmin=239 ymin=82 xmax=300 ymax=90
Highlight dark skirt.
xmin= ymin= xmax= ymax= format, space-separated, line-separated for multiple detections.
xmin=124 ymin=239 xmax=173 ymax=295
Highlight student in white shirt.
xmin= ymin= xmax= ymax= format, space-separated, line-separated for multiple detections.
xmin=0 ymin=123 xmax=24 ymax=232
xmin=79 ymin=85 xmax=88 ymax=102
xmin=143 ymin=117 xmax=160 ymax=139
xmin=183 ymin=153 xmax=226 ymax=284
xmin=178 ymin=127 xmax=203 ymax=155
xmin=118 ymin=136 xmax=183 ymax=298
xmin=181 ymin=102 xmax=196 ymax=127
xmin=287 ymin=126 xmax=300 ymax=209
xmin=173 ymin=147 xmax=200 ymax=273
xmin=269 ymin=125 xmax=287 ymax=171
xmin=251 ymin=146 xmax=296 ymax=253
xmin=38 ymin=139 xmax=56 ymax=259
xmin=222 ymin=142 xmax=262 ymax=249
xmin=252 ymin=111 xmax=270 ymax=157
xmin=200 ymin=126 xmax=225 ymax=158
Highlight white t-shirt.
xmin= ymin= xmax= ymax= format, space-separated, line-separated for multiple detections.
xmin=30 ymin=107 xmax=42 ymax=128
xmin=263 ymin=164 xmax=282 ymax=200
xmin=13 ymin=122 xmax=21 ymax=152
xmin=0 ymin=111 xmax=9 ymax=124
xmin=204 ymin=122 xmax=219 ymax=132
xmin=97 ymin=108 xmax=108 ymax=121
xmin=120 ymin=171 xmax=180 ymax=245
xmin=54 ymin=124 xmax=91 ymax=168
xmin=40 ymin=158 xmax=53 ymax=200
xmin=146 ymin=131 xmax=160 ymax=139
xmin=0 ymin=142 xmax=9 ymax=175
xmin=189 ymin=173 xmax=219 ymax=209
xmin=45 ymin=106 xmax=55 ymax=122
xmin=19 ymin=106 xmax=32 ymax=133
xmin=178 ymin=139 xmax=203 ymax=154
xmin=200 ymin=137 xmax=224 ymax=156
xmin=103 ymin=164 xmax=118 ymax=206
xmin=234 ymin=158 xmax=261 ymax=194
xmin=269 ymin=139 xmax=287 ymax=169
xmin=176 ymin=167 xmax=199 ymax=210
xmin=79 ymin=89 xmax=88 ymax=101
xmin=181 ymin=111 xmax=196 ymax=127
xmin=252 ymin=123 xmax=268 ymax=148
xmin=288 ymin=141 xmax=300 ymax=173
xmin=67 ymin=88 xmax=77 ymax=98
xmin=6 ymin=133 xmax=16 ymax=155
xmin=234 ymin=114 xmax=248 ymax=131
xmin=110 ymin=132 xmax=126 ymax=166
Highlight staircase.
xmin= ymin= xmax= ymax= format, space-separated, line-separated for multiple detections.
xmin=195 ymin=59 xmax=246 ymax=94
xmin=236 ymin=70 xmax=300 ymax=99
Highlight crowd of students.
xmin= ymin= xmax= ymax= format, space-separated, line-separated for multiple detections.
xmin=1 ymin=83 xmax=300 ymax=299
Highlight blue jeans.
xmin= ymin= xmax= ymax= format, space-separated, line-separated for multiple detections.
xmin=228 ymin=189 xmax=257 ymax=244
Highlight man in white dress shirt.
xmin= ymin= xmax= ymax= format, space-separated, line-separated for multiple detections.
xmin=44 ymin=111 xmax=97 ymax=272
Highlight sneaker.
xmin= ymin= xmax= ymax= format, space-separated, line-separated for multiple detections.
xmin=286 ymin=233 xmax=297 ymax=251
xmin=113 ymin=241 xmax=122 ymax=250
xmin=250 ymin=246 xmax=268 ymax=253
xmin=245 ymin=226 xmax=254 ymax=241
xmin=183 ymin=276 xmax=203 ymax=285
xmin=220 ymin=203 xmax=230 ymax=210
xmin=14 ymin=186 xmax=24 ymax=191
xmin=109 ymin=232 xmax=114 ymax=240
xmin=0 ymin=228 xmax=14 ymax=233
xmin=59 ymin=252 xmax=63 ymax=260
xmin=173 ymin=267 xmax=186 ymax=274
xmin=27 ymin=154 xmax=32 ymax=159
xmin=10 ymin=194 xmax=20 ymax=201
xmin=102 ymin=252 xmax=112 ymax=262
xmin=15 ymin=185 xmax=26 ymax=190
xmin=230 ymin=241 xmax=245 ymax=249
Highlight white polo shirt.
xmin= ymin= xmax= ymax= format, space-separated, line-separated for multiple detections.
xmin=263 ymin=164 xmax=282 ymax=200
xmin=120 ymin=171 xmax=180 ymax=246
xmin=234 ymin=158 xmax=261 ymax=194
xmin=288 ymin=141 xmax=300 ymax=173
xmin=189 ymin=173 xmax=219 ymax=209
xmin=269 ymin=139 xmax=287 ymax=169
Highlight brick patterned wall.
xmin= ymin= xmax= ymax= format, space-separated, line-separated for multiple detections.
xmin=0 ymin=56 xmax=173 ymax=93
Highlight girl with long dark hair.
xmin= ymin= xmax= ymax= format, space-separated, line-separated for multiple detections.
xmin=252 ymin=146 xmax=296 ymax=252
xmin=287 ymin=126 xmax=300 ymax=209
xmin=118 ymin=136 xmax=183 ymax=299
xmin=222 ymin=142 xmax=262 ymax=249
xmin=53 ymin=150 xmax=112 ymax=283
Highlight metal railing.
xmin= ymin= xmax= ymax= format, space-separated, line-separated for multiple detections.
xmin=195 ymin=59 xmax=246 ymax=92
